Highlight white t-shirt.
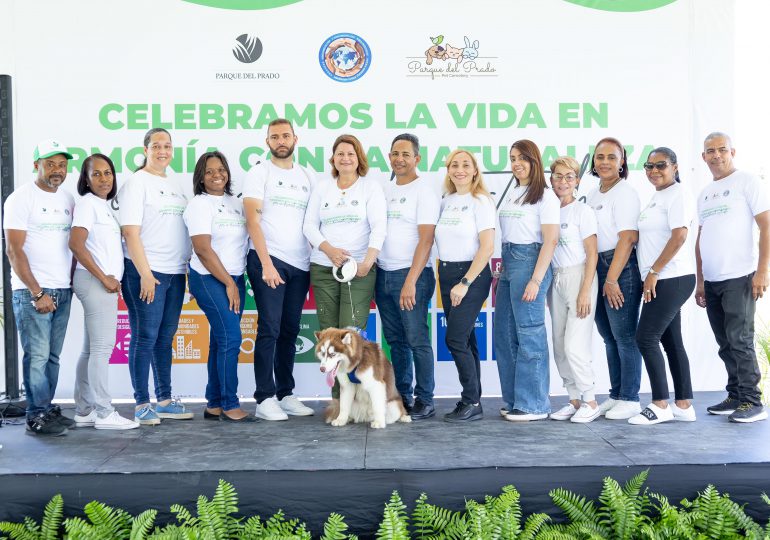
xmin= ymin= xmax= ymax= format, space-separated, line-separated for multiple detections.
xmin=115 ymin=170 xmax=191 ymax=274
xmin=434 ymin=192 xmax=496 ymax=262
xmin=637 ymin=183 xmax=695 ymax=280
xmin=183 ymin=194 xmax=247 ymax=276
xmin=303 ymin=177 xmax=387 ymax=267
xmin=498 ymin=185 xmax=560 ymax=244
xmin=72 ymin=193 xmax=124 ymax=280
xmin=242 ymin=161 xmax=315 ymax=271
xmin=3 ymin=182 xmax=74 ymax=290
xmin=698 ymin=170 xmax=770 ymax=281
xmin=585 ymin=181 xmax=641 ymax=253
xmin=378 ymin=177 xmax=441 ymax=271
xmin=552 ymin=200 xmax=598 ymax=269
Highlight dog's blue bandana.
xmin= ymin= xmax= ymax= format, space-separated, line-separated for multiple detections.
xmin=348 ymin=367 xmax=362 ymax=384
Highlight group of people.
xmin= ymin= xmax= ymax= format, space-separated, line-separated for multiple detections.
xmin=4 ymin=122 xmax=768 ymax=437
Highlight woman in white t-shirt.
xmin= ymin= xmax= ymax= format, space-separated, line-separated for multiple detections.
xmin=585 ymin=136 xmax=643 ymax=421
xmin=434 ymin=150 xmax=494 ymax=423
xmin=184 ymin=151 xmax=255 ymax=423
xmin=495 ymin=140 xmax=560 ymax=423
xmin=116 ymin=128 xmax=193 ymax=425
xmin=546 ymin=156 xmax=600 ymax=424
xmin=628 ymin=147 xmax=696 ymax=425
xmin=69 ymin=154 xmax=138 ymax=431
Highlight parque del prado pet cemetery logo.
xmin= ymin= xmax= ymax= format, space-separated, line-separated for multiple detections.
xmin=406 ymin=35 xmax=498 ymax=79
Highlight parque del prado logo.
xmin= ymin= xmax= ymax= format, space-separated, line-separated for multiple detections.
xmin=406 ymin=34 xmax=498 ymax=80
xmin=232 ymin=33 xmax=263 ymax=63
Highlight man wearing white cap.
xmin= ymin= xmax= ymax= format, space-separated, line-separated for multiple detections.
xmin=4 ymin=139 xmax=76 ymax=436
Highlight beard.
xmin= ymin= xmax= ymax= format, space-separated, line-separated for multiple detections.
xmin=269 ymin=143 xmax=295 ymax=159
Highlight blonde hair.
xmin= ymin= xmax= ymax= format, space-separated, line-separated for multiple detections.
xmin=549 ymin=155 xmax=580 ymax=176
xmin=443 ymin=150 xmax=490 ymax=198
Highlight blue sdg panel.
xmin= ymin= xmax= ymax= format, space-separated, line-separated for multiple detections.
xmin=436 ymin=312 xmax=487 ymax=362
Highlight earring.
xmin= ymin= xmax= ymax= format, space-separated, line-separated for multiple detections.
xmin=591 ymin=167 xmax=596 ymax=175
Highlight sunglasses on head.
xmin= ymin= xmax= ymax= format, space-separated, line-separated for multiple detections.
xmin=643 ymin=161 xmax=670 ymax=171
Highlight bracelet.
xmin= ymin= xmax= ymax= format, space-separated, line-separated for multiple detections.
xmin=605 ymin=279 xmax=618 ymax=286
xmin=649 ymin=268 xmax=659 ymax=276
xmin=529 ymin=277 xmax=542 ymax=286
xmin=31 ymin=290 xmax=45 ymax=302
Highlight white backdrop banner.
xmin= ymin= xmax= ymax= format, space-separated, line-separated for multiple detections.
xmin=0 ymin=0 xmax=742 ymax=400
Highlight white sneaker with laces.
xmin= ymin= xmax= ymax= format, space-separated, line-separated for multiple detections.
xmin=597 ymin=398 xmax=618 ymax=416
xmin=95 ymin=411 xmax=140 ymax=430
xmin=628 ymin=403 xmax=674 ymax=425
xmin=278 ymin=395 xmax=314 ymax=416
xmin=605 ymin=400 xmax=642 ymax=420
xmin=74 ymin=410 xmax=98 ymax=427
xmin=672 ymin=403 xmax=696 ymax=422
xmin=570 ymin=404 xmax=601 ymax=423
xmin=255 ymin=397 xmax=289 ymax=421
xmin=550 ymin=404 xmax=577 ymax=421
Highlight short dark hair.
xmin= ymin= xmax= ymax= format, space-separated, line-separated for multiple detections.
xmin=590 ymin=136 xmax=629 ymax=180
xmin=391 ymin=133 xmax=419 ymax=156
xmin=648 ymin=146 xmax=681 ymax=183
xmin=192 ymin=151 xmax=233 ymax=196
xmin=78 ymin=153 xmax=118 ymax=200
xmin=135 ymin=128 xmax=171 ymax=172
xmin=267 ymin=118 xmax=294 ymax=134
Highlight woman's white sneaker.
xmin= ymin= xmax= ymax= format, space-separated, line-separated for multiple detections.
xmin=672 ymin=403 xmax=696 ymax=422
xmin=255 ymin=397 xmax=289 ymax=421
xmin=605 ymin=400 xmax=642 ymax=420
xmin=550 ymin=404 xmax=577 ymax=421
xmin=570 ymin=404 xmax=601 ymax=423
xmin=278 ymin=395 xmax=314 ymax=416
xmin=74 ymin=410 xmax=98 ymax=427
xmin=95 ymin=411 xmax=140 ymax=430
xmin=597 ymin=398 xmax=618 ymax=416
xmin=628 ymin=403 xmax=674 ymax=425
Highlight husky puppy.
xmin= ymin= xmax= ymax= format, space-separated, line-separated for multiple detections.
xmin=314 ymin=328 xmax=411 ymax=429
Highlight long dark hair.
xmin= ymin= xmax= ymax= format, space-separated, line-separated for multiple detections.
xmin=78 ymin=153 xmax=118 ymax=199
xmin=192 ymin=151 xmax=233 ymax=196
xmin=648 ymin=147 xmax=681 ymax=183
xmin=135 ymin=128 xmax=171 ymax=172
xmin=511 ymin=139 xmax=546 ymax=205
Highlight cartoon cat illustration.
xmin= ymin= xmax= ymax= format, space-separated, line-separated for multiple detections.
xmin=445 ymin=43 xmax=463 ymax=64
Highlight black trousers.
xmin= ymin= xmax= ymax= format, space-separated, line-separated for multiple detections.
xmin=438 ymin=261 xmax=492 ymax=405
xmin=635 ymin=274 xmax=695 ymax=401
xmin=705 ymin=273 xmax=762 ymax=406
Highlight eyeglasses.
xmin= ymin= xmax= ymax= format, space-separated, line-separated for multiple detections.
xmin=643 ymin=161 xmax=670 ymax=171
xmin=550 ymin=173 xmax=577 ymax=182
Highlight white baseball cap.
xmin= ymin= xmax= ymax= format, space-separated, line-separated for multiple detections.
xmin=33 ymin=139 xmax=73 ymax=161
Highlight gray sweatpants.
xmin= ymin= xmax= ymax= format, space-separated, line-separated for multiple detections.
xmin=72 ymin=269 xmax=119 ymax=418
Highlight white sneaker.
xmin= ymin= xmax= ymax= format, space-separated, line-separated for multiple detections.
xmin=605 ymin=400 xmax=642 ymax=420
xmin=570 ymin=404 xmax=601 ymax=424
xmin=255 ymin=397 xmax=289 ymax=421
xmin=550 ymin=404 xmax=577 ymax=421
xmin=672 ymin=403 xmax=696 ymax=422
xmin=597 ymin=398 xmax=618 ymax=416
xmin=628 ymin=403 xmax=674 ymax=425
xmin=74 ymin=410 xmax=98 ymax=427
xmin=278 ymin=395 xmax=314 ymax=416
xmin=95 ymin=411 xmax=140 ymax=430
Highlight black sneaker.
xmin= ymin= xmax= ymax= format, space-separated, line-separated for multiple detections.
xmin=49 ymin=405 xmax=76 ymax=428
xmin=410 ymin=400 xmax=435 ymax=421
xmin=706 ymin=397 xmax=739 ymax=416
xmin=401 ymin=396 xmax=414 ymax=414
xmin=26 ymin=411 xmax=68 ymax=436
xmin=728 ymin=403 xmax=768 ymax=423
xmin=444 ymin=401 xmax=483 ymax=423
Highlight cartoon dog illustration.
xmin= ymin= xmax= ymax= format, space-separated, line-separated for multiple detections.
xmin=425 ymin=45 xmax=448 ymax=65
xmin=315 ymin=328 xmax=411 ymax=429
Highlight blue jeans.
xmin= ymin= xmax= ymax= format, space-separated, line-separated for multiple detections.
xmin=594 ymin=249 xmax=642 ymax=402
xmin=494 ymin=243 xmax=552 ymax=414
xmin=246 ymin=251 xmax=309 ymax=403
xmin=375 ymin=266 xmax=436 ymax=406
xmin=188 ymin=269 xmax=245 ymax=411
xmin=12 ymin=288 xmax=72 ymax=418
xmin=122 ymin=259 xmax=186 ymax=405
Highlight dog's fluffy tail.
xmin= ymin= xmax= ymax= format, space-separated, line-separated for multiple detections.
xmin=325 ymin=398 xmax=340 ymax=424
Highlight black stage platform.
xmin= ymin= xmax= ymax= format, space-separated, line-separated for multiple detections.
xmin=1 ymin=391 xmax=769 ymax=535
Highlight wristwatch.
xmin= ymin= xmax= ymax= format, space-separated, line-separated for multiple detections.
xmin=460 ymin=276 xmax=473 ymax=286
xmin=649 ymin=268 xmax=659 ymax=276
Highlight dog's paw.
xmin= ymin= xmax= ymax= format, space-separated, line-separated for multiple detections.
xmin=331 ymin=418 xmax=348 ymax=427
xmin=399 ymin=415 xmax=412 ymax=423
xmin=370 ymin=420 xmax=386 ymax=429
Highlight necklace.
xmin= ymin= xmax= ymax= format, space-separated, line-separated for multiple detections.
xmin=599 ymin=177 xmax=621 ymax=193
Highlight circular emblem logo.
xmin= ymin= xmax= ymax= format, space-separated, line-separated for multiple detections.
xmin=595 ymin=204 xmax=603 ymax=211
xmin=351 ymin=200 xmax=359 ymax=206
xmin=319 ymin=33 xmax=371 ymax=82
xmin=723 ymin=190 xmax=730 ymax=197
xmin=561 ymin=223 xmax=568 ymax=229
xmin=233 ymin=34 xmax=263 ymax=64
xmin=400 ymin=197 xmax=406 ymax=203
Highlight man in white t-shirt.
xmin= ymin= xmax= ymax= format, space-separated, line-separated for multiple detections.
xmin=243 ymin=119 xmax=316 ymax=420
xmin=375 ymin=134 xmax=440 ymax=420
xmin=3 ymin=139 xmax=76 ymax=436
xmin=695 ymin=132 xmax=770 ymax=423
